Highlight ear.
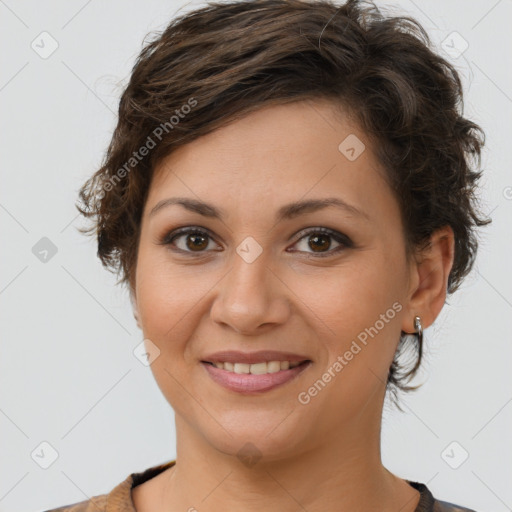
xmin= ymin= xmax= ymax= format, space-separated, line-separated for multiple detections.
xmin=130 ymin=288 xmax=142 ymax=330
xmin=401 ymin=225 xmax=455 ymax=334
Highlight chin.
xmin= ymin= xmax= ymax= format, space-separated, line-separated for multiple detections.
xmin=197 ymin=415 xmax=311 ymax=464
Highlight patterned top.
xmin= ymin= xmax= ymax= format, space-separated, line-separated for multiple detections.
xmin=41 ymin=460 xmax=477 ymax=512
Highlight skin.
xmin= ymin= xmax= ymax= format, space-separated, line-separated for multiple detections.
xmin=130 ymin=98 xmax=455 ymax=512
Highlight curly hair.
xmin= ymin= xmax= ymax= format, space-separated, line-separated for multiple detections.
xmin=76 ymin=0 xmax=491 ymax=405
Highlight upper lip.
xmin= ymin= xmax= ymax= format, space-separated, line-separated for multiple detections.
xmin=201 ymin=350 xmax=311 ymax=365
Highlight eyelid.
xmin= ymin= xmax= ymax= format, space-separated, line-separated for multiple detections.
xmin=160 ymin=225 xmax=353 ymax=256
xmin=288 ymin=227 xmax=352 ymax=256
xmin=161 ymin=226 xmax=220 ymax=252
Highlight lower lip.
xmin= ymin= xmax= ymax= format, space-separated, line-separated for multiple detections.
xmin=201 ymin=361 xmax=312 ymax=394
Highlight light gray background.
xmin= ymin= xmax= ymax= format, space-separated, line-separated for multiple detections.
xmin=1 ymin=1 xmax=510 ymax=511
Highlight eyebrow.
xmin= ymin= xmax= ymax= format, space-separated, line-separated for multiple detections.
xmin=149 ymin=196 xmax=370 ymax=222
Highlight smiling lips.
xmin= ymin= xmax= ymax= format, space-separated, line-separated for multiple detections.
xmin=200 ymin=350 xmax=312 ymax=393
xmin=205 ymin=360 xmax=303 ymax=374
xmin=201 ymin=349 xmax=311 ymax=365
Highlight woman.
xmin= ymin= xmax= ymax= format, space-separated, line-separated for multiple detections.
xmin=44 ymin=0 xmax=490 ymax=510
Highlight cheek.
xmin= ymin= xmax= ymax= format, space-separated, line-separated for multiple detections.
xmin=305 ymin=273 xmax=403 ymax=419
xmin=316 ymin=257 xmax=401 ymax=325
xmin=135 ymin=259 xmax=200 ymax=401
xmin=134 ymin=246 xmax=228 ymax=365
xmin=312 ymin=253 xmax=405 ymax=375
xmin=135 ymin=250 xmax=196 ymax=349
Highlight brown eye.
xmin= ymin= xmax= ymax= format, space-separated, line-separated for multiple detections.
xmin=163 ymin=227 xmax=218 ymax=253
xmin=307 ymin=233 xmax=332 ymax=252
xmin=290 ymin=228 xmax=352 ymax=257
xmin=184 ymin=232 xmax=209 ymax=251
xmin=162 ymin=226 xmax=352 ymax=258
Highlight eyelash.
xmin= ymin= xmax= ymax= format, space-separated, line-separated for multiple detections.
xmin=160 ymin=226 xmax=353 ymax=258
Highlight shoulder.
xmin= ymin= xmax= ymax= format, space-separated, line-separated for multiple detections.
xmin=39 ymin=460 xmax=176 ymax=512
xmin=409 ymin=481 xmax=479 ymax=512
xmin=433 ymin=498 xmax=478 ymax=512
xmin=40 ymin=493 xmax=108 ymax=512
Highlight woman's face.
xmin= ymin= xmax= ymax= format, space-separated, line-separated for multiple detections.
xmin=132 ymin=99 xmax=416 ymax=459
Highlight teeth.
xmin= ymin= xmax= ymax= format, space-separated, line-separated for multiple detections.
xmin=246 ymin=362 xmax=267 ymax=375
xmin=267 ymin=361 xmax=282 ymax=373
xmin=234 ymin=363 xmax=250 ymax=374
xmin=208 ymin=360 xmax=305 ymax=374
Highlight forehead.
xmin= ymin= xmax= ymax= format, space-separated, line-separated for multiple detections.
xmin=145 ymin=99 xmax=396 ymax=223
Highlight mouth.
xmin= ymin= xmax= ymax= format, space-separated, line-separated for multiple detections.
xmin=201 ymin=359 xmax=310 ymax=373
xmin=200 ymin=359 xmax=312 ymax=394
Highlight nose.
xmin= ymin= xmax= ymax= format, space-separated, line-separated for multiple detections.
xmin=209 ymin=251 xmax=290 ymax=335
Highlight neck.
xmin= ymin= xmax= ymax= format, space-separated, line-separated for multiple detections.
xmin=159 ymin=387 xmax=420 ymax=512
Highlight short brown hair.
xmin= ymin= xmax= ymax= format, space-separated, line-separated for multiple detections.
xmin=76 ymin=0 xmax=490 ymax=404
